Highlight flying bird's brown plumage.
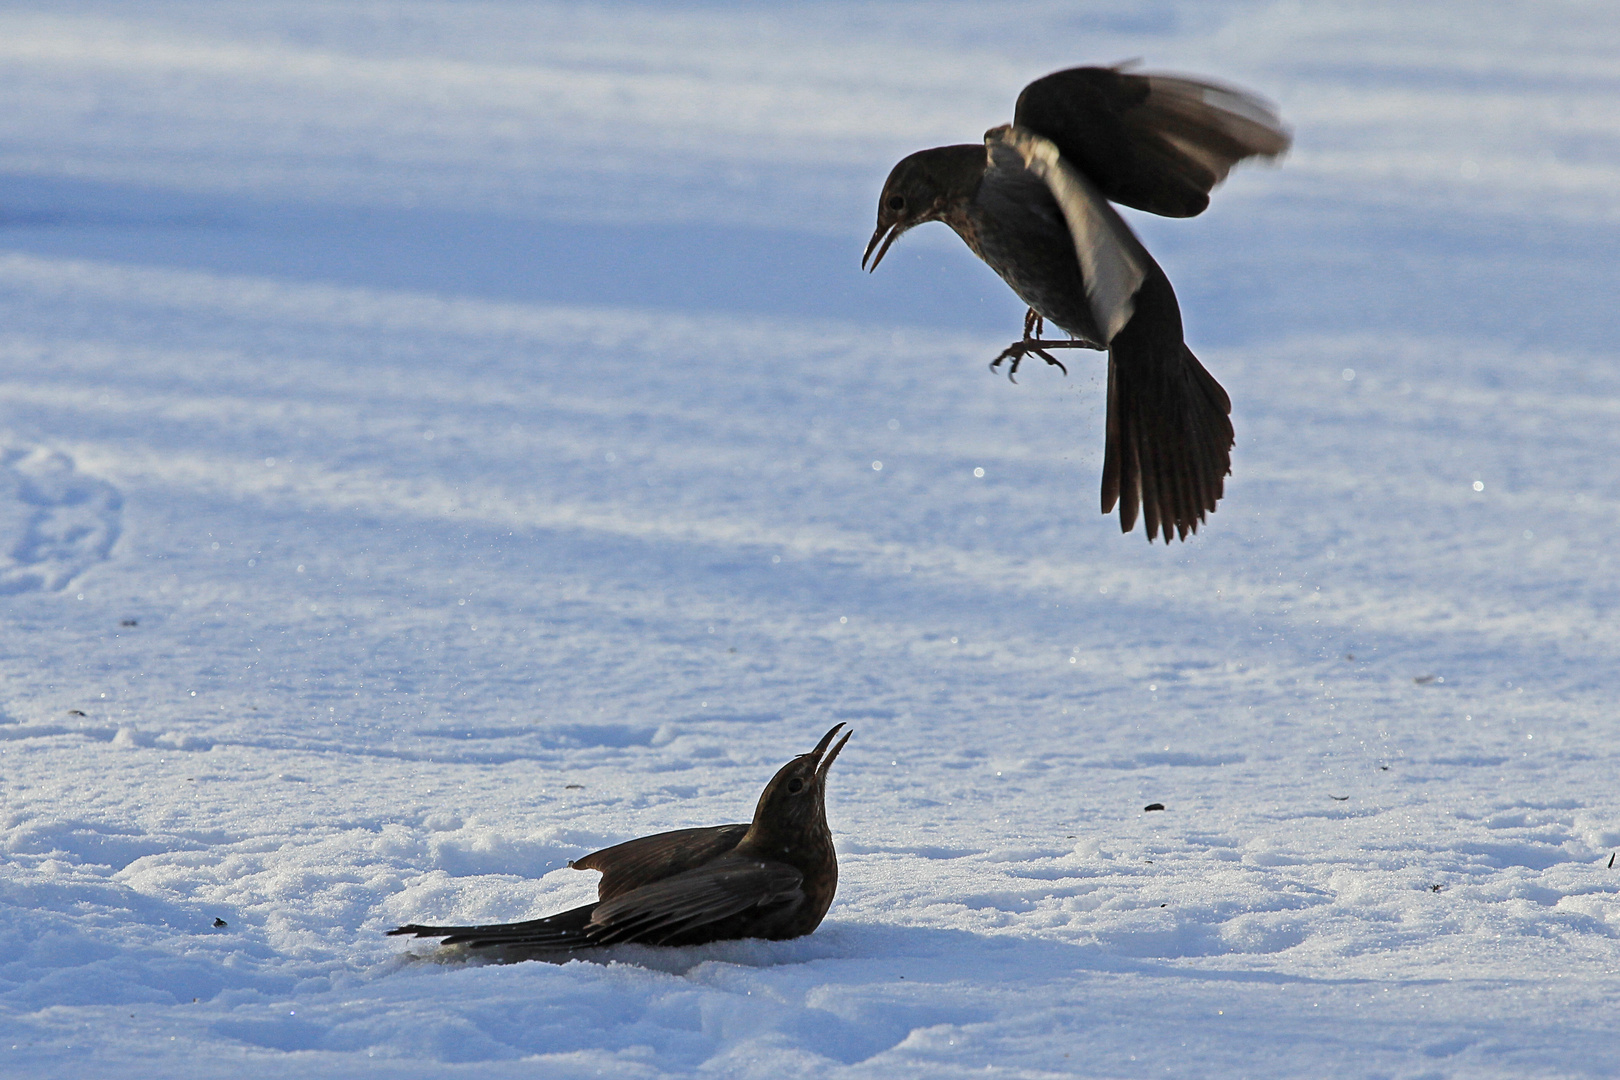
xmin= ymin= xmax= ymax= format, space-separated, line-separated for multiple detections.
xmin=387 ymin=724 xmax=851 ymax=957
xmin=864 ymin=65 xmax=1290 ymax=541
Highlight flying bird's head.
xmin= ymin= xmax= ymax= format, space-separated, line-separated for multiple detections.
xmin=863 ymin=144 xmax=985 ymax=272
xmin=747 ymin=723 xmax=851 ymax=840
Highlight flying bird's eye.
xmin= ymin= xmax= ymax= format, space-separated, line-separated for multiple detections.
xmin=786 ymin=777 xmax=805 ymax=794
xmin=886 ymin=195 xmax=905 ymax=212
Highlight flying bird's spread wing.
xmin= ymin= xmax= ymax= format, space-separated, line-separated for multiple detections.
xmin=572 ymin=823 xmax=749 ymax=901
xmin=1013 ymin=66 xmax=1290 ymax=218
xmin=983 ymin=124 xmax=1148 ymax=343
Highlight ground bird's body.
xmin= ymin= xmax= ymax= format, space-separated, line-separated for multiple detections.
xmin=388 ymin=725 xmax=851 ymax=956
xmin=865 ymin=65 xmax=1289 ymax=541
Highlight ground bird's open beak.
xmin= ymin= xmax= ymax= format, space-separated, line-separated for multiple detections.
xmin=815 ymin=726 xmax=852 ymax=781
xmin=807 ymin=723 xmax=845 ymax=764
xmin=862 ymin=221 xmax=903 ymax=272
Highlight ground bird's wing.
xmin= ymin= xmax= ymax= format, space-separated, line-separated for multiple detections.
xmin=586 ymin=858 xmax=805 ymax=946
xmin=1100 ymin=267 xmax=1233 ymax=542
xmin=572 ymin=823 xmax=749 ymax=901
xmin=1013 ymin=66 xmax=1290 ymax=218
xmin=984 ymin=125 xmax=1148 ymax=343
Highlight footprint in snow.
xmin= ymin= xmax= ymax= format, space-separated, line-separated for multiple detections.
xmin=0 ymin=445 xmax=122 ymax=593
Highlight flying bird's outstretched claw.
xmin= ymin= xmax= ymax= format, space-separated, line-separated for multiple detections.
xmin=864 ymin=63 xmax=1287 ymax=540
xmin=990 ymin=339 xmax=1082 ymax=381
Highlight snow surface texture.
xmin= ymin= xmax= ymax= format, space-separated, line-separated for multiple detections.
xmin=1 ymin=1 xmax=1618 ymax=1076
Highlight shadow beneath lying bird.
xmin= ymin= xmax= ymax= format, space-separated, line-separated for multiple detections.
xmin=391 ymin=916 xmax=1343 ymax=990
xmin=378 ymin=919 xmax=1435 ymax=1068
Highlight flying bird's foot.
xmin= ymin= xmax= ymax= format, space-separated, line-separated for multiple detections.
xmin=1022 ymin=308 xmax=1045 ymax=340
xmin=989 ymin=337 xmax=1100 ymax=383
xmin=990 ymin=339 xmax=1062 ymax=382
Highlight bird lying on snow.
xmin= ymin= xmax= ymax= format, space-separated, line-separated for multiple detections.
xmin=388 ymin=724 xmax=852 ymax=957
xmin=864 ymin=64 xmax=1290 ymax=541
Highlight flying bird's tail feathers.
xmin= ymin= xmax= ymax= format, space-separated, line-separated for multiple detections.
xmin=1100 ymin=271 xmax=1232 ymax=542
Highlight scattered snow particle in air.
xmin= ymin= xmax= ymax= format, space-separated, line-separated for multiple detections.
xmin=887 ymin=419 xmax=899 ymax=430
xmin=839 ymin=616 xmax=847 ymax=624
xmin=1523 ymin=529 xmax=1534 ymax=540
xmin=700 ymin=701 xmax=707 ymax=707
xmin=708 ymin=625 xmax=715 ymax=633
xmin=296 ymin=565 xmax=305 ymax=572
xmin=1149 ymin=684 xmax=1157 ymax=692
xmin=1099 ymin=585 xmax=1108 ymax=594
xmin=771 ymin=555 xmax=780 ymax=563
xmin=264 ymin=457 xmax=276 ymax=467
xmin=950 ymin=636 xmax=958 ymax=644
xmin=458 ymin=598 xmax=465 ymax=605
xmin=872 ymin=460 xmax=882 ymax=471
xmin=1473 ymin=481 xmax=1484 ymax=491
xmin=973 ymin=467 xmax=984 ymax=478
xmin=1069 ymin=656 xmax=1077 ymax=663
xmin=247 ymin=558 xmax=256 ymax=567
xmin=211 ymin=542 xmax=219 ymax=550
xmin=1342 ymin=368 xmax=1356 ymax=382
xmin=76 ymin=592 xmax=83 ymax=600
xmin=189 ymin=691 xmax=196 ymax=696
xmin=605 ymin=451 xmax=616 ymax=463
xmin=1461 ymin=159 xmax=1480 ymax=178
xmin=423 ymin=431 xmax=434 ymax=440
xmin=974 ymin=515 xmax=986 ymax=525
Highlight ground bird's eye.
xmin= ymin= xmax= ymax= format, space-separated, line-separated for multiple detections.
xmin=787 ymin=777 xmax=804 ymax=794
xmin=886 ymin=195 xmax=905 ymax=212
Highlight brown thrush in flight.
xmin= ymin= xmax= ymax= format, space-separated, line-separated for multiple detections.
xmin=388 ymin=724 xmax=851 ymax=957
xmin=864 ymin=65 xmax=1290 ymax=541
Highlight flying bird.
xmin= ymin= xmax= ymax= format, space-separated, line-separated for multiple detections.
xmin=388 ymin=724 xmax=852 ymax=957
xmin=864 ymin=65 xmax=1290 ymax=541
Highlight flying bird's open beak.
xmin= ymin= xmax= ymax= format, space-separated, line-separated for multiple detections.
xmin=813 ymin=723 xmax=852 ymax=780
xmin=862 ymin=220 xmax=903 ymax=272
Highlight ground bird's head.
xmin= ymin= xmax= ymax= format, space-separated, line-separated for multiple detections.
xmin=744 ymin=724 xmax=851 ymax=849
xmin=863 ymin=144 xmax=985 ymax=272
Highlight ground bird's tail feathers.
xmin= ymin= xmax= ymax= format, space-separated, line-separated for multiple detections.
xmin=386 ymin=859 xmax=806 ymax=951
xmin=1101 ymin=277 xmax=1232 ymax=541
xmin=386 ymin=902 xmax=597 ymax=951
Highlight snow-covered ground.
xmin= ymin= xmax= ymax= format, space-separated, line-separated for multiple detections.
xmin=2 ymin=2 xmax=1618 ymax=1076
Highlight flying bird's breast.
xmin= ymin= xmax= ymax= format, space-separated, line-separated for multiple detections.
xmin=956 ymin=181 xmax=1103 ymax=345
